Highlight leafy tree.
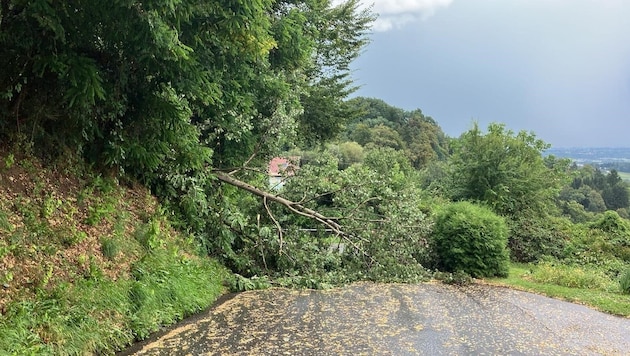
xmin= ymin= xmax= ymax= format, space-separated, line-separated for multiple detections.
xmin=431 ymin=201 xmax=509 ymax=277
xmin=336 ymin=141 xmax=364 ymax=169
xmin=345 ymin=98 xmax=450 ymax=168
xmin=296 ymin=0 xmax=375 ymax=145
xmin=345 ymin=97 xmax=407 ymax=130
xmin=560 ymin=166 xmax=630 ymax=213
xmin=348 ymin=123 xmax=373 ymax=146
xmin=366 ymin=124 xmax=405 ymax=150
xmin=400 ymin=111 xmax=448 ymax=169
xmin=449 ymin=122 xmax=561 ymax=216
xmin=602 ymin=183 xmax=630 ymax=211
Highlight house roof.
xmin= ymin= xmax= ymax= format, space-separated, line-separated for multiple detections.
xmin=268 ymin=157 xmax=298 ymax=177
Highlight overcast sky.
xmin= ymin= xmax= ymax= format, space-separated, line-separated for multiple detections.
xmin=350 ymin=0 xmax=630 ymax=147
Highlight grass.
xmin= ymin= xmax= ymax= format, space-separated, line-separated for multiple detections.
xmin=0 ymin=152 xmax=231 ymax=355
xmin=616 ymin=171 xmax=630 ymax=182
xmin=487 ymin=263 xmax=630 ymax=317
xmin=0 ymin=241 xmax=230 ymax=355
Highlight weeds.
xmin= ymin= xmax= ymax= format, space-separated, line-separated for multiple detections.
xmin=489 ymin=263 xmax=630 ymax=317
xmin=101 ymin=238 xmax=120 ymax=260
xmin=4 ymin=153 xmax=15 ymax=169
xmin=0 ymin=245 xmax=228 ymax=355
xmin=530 ymin=261 xmax=612 ymax=290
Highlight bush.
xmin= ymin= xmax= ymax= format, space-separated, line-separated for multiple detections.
xmin=620 ymin=269 xmax=630 ymax=294
xmin=508 ymin=214 xmax=570 ymax=263
xmin=590 ymin=210 xmax=630 ymax=235
xmin=431 ymin=201 xmax=509 ymax=277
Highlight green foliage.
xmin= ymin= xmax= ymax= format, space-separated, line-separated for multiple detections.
xmin=589 ymin=210 xmax=630 ymax=235
xmin=490 ymin=264 xmax=630 ymax=317
xmin=128 ymin=249 xmax=226 ymax=339
xmin=101 ymin=238 xmax=120 ymax=260
xmin=0 ymin=243 xmax=228 ymax=355
xmin=363 ymin=146 xmax=414 ymax=183
xmin=559 ymin=200 xmax=595 ymax=223
xmin=134 ymin=219 xmax=165 ymax=251
xmin=336 ymin=141 xmax=364 ymax=169
xmin=431 ymin=201 xmax=510 ymax=278
xmin=344 ymin=97 xmax=450 ymax=168
xmin=401 ymin=110 xmax=449 ymax=168
xmin=0 ymin=0 xmax=374 ymax=186
xmin=214 ymin=147 xmax=433 ymax=284
xmin=366 ymin=124 xmax=405 ymax=150
xmin=450 ymin=123 xmax=561 ymax=216
xmin=620 ymin=268 xmax=630 ymax=294
xmin=230 ymin=274 xmax=273 ymax=292
xmin=296 ymin=0 xmax=376 ymax=145
xmin=4 ymin=153 xmax=15 ymax=168
xmin=507 ymin=214 xmax=570 ymax=263
xmin=531 ymin=261 xmax=612 ymax=290
xmin=560 ymin=166 xmax=630 ymax=213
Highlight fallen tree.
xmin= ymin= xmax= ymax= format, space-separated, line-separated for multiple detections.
xmin=206 ymin=148 xmax=433 ymax=285
xmin=214 ymin=170 xmax=377 ymax=265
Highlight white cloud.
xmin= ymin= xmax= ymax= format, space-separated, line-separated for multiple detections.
xmin=367 ymin=0 xmax=453 ymax=31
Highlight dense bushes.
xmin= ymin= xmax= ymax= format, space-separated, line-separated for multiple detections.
xmin=507 ymin=214 xmax=570 ymax=263
xmin=431 ymin=202 xmax=509 ymax=277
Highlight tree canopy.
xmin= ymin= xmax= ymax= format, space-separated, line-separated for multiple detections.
xmin=449 ymin=122 xmax=565 ymax=216
xmin=0 ymin=0 xmax=374 ymax=173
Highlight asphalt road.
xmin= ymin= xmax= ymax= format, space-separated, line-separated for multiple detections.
xmin=121 ymin=282 xmax=630 ymax=355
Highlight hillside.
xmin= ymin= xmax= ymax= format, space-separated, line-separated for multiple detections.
xmin=0 ymin=149 xmax=229 ymax=355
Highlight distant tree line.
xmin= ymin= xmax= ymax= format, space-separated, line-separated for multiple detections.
xmin=559 ymin=166 xmax=630 ymax=219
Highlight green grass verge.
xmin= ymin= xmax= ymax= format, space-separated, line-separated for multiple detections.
xmin=0 ymin=250 xmax=230 ymax=355
xmin=487 ymin=264 xmax=630 ymax=317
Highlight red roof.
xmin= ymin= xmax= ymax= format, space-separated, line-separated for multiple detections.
xmin=268 ymin=157 xmax=298 ymax=176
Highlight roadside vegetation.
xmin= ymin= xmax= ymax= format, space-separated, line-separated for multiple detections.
xmin=489 ymin=264 xmax=630 ymax=317
xmin=1 ymin=0 xmax=630 ymax=354
xmin=0 ymin=152 xmax=230 ymax=354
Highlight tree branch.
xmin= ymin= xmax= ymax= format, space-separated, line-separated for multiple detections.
xmin=214 ymin=171 xmax=376 ymax=264
xmin=263 ymin=196 xmax=283 ymax=253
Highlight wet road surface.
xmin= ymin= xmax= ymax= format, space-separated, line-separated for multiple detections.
xmin=122 ymin=282 xmax=630 ymax=355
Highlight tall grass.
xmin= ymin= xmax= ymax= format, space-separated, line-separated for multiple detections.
xmin=0 ymin=249 xmax=228 ymax=355
xmin=530 ymin=262 xmax=613 ymax=290
xmin=489 ymin=264 xmax=630 ymax=317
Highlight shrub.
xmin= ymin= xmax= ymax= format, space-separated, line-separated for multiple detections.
xmin=620 ymin=268 xmax=630 ymax=294
xmin=508 ymin=214 xmax=570 ymax=263
xmin=590 ymin=210 xmax=630 ymax=235
xmin=431 ymin=201 xmax=509 ymax=277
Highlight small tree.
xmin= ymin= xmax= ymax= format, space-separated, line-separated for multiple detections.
xmin=432 ymin=201 xmax=509 ymax=277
